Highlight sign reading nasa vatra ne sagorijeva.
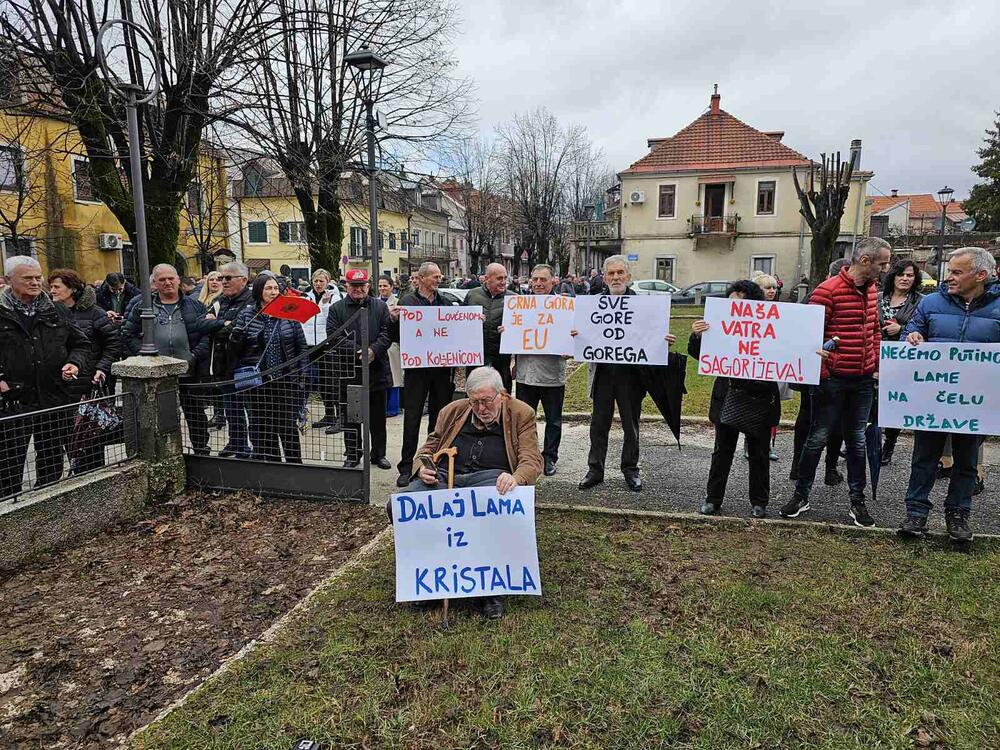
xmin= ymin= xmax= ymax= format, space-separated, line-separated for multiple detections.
xmin=573 ymin=295 xmax=671 ymax=364
xmin=878 ymin=342 xmax=1000 ymax=435
xmin=391 ymin=485 xmax=542 ymax=602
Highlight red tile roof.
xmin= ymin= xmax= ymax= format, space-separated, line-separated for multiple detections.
xmin=871 ymin=193 xmax=967 ymax=218
xmin=624 ymin=105 xmax=812 ymax=174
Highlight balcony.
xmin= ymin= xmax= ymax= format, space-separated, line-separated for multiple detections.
xmin=407 ymin=244 xmax=457 ymax=262
xmin=690 ymin=214 xmax=740 ymax=235
xmin=571 ymin=220 xmax=619 ymax=241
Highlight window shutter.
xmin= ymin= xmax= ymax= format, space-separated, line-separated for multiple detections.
xmin=278 ymin=222 xmax=289 ymax=243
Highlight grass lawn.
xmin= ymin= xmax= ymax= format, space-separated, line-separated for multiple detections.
xmin=564 ymin=311 xmax=802 ymax=420
xmin=135 ymin=512 xmax=1000 ymax=750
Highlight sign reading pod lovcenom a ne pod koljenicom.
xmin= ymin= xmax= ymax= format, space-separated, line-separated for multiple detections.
xmin=399 ymin=305 xmax=484 ymax=369
xmin=391 ymin=485 xmax=542 ymax=602
xmin=878 ymin=342 xmax=1000 ymax=435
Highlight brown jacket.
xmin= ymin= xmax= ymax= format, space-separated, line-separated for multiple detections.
xmin=414 ymin=395 xmax=543 ymax=486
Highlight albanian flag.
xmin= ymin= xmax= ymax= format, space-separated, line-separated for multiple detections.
xmin=261 ymin=291 xmax=320 ymax=323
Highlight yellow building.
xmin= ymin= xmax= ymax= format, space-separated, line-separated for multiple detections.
xmin=618 ymin=92 xmax=873 ymax=288
xmin=0 ymin=107 xmax=229 ymax=283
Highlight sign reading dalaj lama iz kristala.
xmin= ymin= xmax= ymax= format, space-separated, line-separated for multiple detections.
xmin=391 ymin=485 xmax=542 ymax=602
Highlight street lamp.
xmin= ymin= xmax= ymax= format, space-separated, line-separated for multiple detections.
xmin=96 ymin=19 xmax=161 ymax=356
xmin=934 ymin=185 xmax=955 ymax=278
xmin=582 ymin=203 xmax=595 ymax=276
xmin=345 ymin=47 xmax=388 ymax=286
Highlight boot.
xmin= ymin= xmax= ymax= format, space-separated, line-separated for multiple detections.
xmin=945 ymin=510 xmax=973 ymax=543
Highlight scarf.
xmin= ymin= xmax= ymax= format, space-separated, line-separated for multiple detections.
xmin=1 ymin=286 xmax=44 ymax=318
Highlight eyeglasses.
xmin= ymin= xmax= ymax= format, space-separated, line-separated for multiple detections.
xmin=469 ymin=392 xmax=500 ymax=408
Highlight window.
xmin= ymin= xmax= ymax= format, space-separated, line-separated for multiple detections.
xmin=653 ymin=281 xmax=672 ymax=292
xmin=121 ymin=243 xmax=137 ymax=284
xmin=756 ymin=180 xmax=776 ymax=215
xmin=657 ymin=184 xmax=676 ymax=218
xmin=411 ymin=231 xmax=420 ymax=247
xmin=0 ymin=146 xmax=22 ymax=192
xmin=388 ymin=232 xmax=396 ymax=250
xmin=637 ymin=282 xmax=653 ymax=291
xmin=247 ymin=221 xmax=268 ymax=243
xmin=400 ymin=231 xmax=408 ymax=250
xmin=278 ymin=221 xmax=306 ymax=243
xmin=1 ymin=236 xmax=34 ymax=262
xmin=655 ymin=257 xmax=675 ymax=283
xmin=243 ymin=168 xmax=264 ymax=197
xmin=72 ymin=156 xmax=96 ymax=202
xmin=187 ymin=182 xmax=203 ymax=218
xmin=378 ymin=231 xmax=384 ymax=250
xmin=350 ymin=226 xmax=368 ymax=255
xmin=751 ymin=255 xmax=775 ymax=276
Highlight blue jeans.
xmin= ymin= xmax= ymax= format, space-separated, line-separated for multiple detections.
xmin=904 ymin=432 xmax=983 ymax=517
xmin=795 ymin=375 xmax=874 ymax=501
xmin=223 ymin=391 xmax=250 ymax=453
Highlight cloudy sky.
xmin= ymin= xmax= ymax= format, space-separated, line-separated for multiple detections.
xmin=453 ymin=0 xmax=1000 ymax=200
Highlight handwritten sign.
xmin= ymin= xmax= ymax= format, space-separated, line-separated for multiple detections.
xmin=697 ymin=297 xmax=824 ymax=385
xmin=573 ymin=295 xmax=671 ymax=364
xmin=391 ymin=485 xmax=542 ymax=602
xmin=878 ymin=342 xmax=1000 ymax=435
xmin=399 ymin=305 xmax=484 ymax=369
xmin=500 ymin=294 xmax=575 ymax=355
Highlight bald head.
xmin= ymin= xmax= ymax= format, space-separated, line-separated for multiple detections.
xmin=484 ymin=263 xmax=508 ymax=295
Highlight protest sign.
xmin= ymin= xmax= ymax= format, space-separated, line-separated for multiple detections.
xmin=500 ymin=294 xmax=575 ymax=355
xmin=696 ymin=297 xmax=824 ymax=385
xmin=391 ymin=485 xmax=542 ymax=602
xmin=879 ymin=342 xmax=1000 ymax=435
xmin=399 ymin=305 xmax=484 ymax=369
xmin=573 ymin=295 xmax=671 ymax=364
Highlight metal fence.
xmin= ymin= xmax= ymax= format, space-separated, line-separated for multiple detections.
xmin=0 ymin=391 xmax=139 ymax=504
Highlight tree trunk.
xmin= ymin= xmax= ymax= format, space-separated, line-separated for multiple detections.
xmin=143 ymin=186 xmax=183 ymax=269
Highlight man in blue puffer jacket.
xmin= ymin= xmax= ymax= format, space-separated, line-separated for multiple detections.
xmin=899 ymin=247 xmax=1000 ymax=543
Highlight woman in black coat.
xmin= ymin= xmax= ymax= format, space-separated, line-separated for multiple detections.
xmin=688 ymin=280 xmax=780 ymax=518
xmin=49 ymin=269 xmax=123 ymax=473
xmin=229 ymin=275 xmax=308 ymax=463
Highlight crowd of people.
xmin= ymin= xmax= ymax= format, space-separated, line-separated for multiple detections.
xmin=1 ymin=240 xmax=997 ymax=549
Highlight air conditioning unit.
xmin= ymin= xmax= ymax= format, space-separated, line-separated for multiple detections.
xmin=99 ymin=233 xmax=123 ymax=250
xmin=629 ymin=190 xmax=645 ymax=204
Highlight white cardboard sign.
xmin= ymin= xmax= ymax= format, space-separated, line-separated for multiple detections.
xmin=878 ymin=342 xmax=1000 ymax=435
xmin=500 ymin=294 xmax=576 ymax=356
xmin=697 ymin=297 xmax=825 ymax=385
xmin=573 ymin=295 xmax=671 ymax=365
xmin=399 ymin=305 xmax=484 ymax=369
xmin=391 ymin=485 xmax=542 ymax=602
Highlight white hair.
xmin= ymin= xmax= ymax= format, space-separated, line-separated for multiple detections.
xmin=150 ymin=263 xmax=178 ymax=283
xmin=753 ymin=273 xmax=778 ymax=289
xmin=466 ymin=366 xmax=504 ymax=395
xmin=850 ymin=237 xmax=890 ymax=264
xmin=221 ymin=261 xmax=249 ymax=278
xmin=3 ymin=255 xmax=40 ymax=276
xmin=603 ymin=254 xmax=630 ymax=274
xmin=949 ymin=247 xmax=997 ymax=278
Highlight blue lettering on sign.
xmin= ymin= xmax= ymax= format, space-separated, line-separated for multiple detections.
xmin=396 ymin=490 xmax=525 ymax=523
xmin=414 ymin=564 xmax=540 ymax=596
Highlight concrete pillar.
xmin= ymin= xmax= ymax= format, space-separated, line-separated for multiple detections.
xmin=111 ymin=355 xmax=189 ymax=503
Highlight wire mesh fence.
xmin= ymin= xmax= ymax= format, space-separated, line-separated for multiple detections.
xmin=0 ymin=391 xmax=138 ymax=504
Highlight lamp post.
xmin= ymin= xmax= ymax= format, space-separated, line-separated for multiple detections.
xmin=96 ymin=19 xmax=161 ymax=355
xmin=345 ymin=47 xmax=388 ymax=286
xmin=934 ymin=185 xmax=954 ymax=279
xmin=582 ymin=203 xmax=595 ymax=275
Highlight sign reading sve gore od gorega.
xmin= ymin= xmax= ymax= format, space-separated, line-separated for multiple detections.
xmin=697 ymin=297 xmax=824 ymax=385
xmin=399 ymin=305 xmax=485 ymax=369
xmin=391 ymin=485 xmax=542 ymax=602
xmin=500 ymin=294 xmax=575 ymax=356
xmin=878 ymin=342 xmax=1000 ymax=435
xmin=573 ymin=295 xmax=671 ymax=364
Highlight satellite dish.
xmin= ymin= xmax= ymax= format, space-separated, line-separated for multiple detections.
xmin=960 ymin=217 xmax=977 ymax=232
xmin=376 ymin=109 xmax=388 ymax=131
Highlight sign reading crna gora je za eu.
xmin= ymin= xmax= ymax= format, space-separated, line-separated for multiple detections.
xmin=499 ymin=294 xmax=575 ymax=356
xmin=399 ymin=305 xmax=484 ymax=369
xmin=878 ymin=342 xmax=1000 ymax=435
xmin=573 ymin=294 xmax=671 ymax=364
xmin=391 ymin=485 xmax=542 ymax=602
xmin=697 ymin=297 xmax=824 ymax=385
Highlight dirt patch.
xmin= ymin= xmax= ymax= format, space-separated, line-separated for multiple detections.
xmin=0 ymin=491 xmax=386 ymax=749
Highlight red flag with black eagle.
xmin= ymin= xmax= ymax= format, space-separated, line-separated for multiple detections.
xmin=260 ymin=291 xmax=320 ymax=323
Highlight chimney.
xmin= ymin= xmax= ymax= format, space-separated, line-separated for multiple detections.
xmin=850 ymin=138 xmax=862 ymax=169
xmin=891 ymin=189 xmax=898 ymax=197
xmin=710 ymin=83 xmax=720 ymax=115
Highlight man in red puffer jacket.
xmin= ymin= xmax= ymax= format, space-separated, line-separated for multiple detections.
xmin=780 ymin=237 xmax=892 ymax=527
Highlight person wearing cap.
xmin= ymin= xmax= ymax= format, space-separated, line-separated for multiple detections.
xmin=327 ymin=269 xmax=393 ymax=468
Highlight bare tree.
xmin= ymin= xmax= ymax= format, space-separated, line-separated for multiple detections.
xmin=793 ymin=151 xmax=857 ymax=280
xmin=216 ymin=0 xmax=471 ymax=275
xmin=1 ymin=0 xmax=267 ymax=267
xmin=560 ymin=144 xmax=611 ymax=273
xmin=497 ymin=108 xmax=587 ymax=270
xmin=180 ymin=147 xmax=238 ymax=275
xmin=443 ymin=137 xmax=509 ymax=275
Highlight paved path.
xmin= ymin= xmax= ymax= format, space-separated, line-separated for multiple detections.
xmin=374 ymin=415 xmax=999 ymax=535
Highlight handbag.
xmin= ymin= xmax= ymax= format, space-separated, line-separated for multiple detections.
xmin=719 ymin=383 xmax=774 ymax=434
xmin=232 ymin=323 xmax=277 ymax=391
xmin=69 ymin=385 xmax=124 ymax=463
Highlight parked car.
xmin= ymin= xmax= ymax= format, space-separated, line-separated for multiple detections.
xmin=630 ymin=279 xmax=679 ymax=296
xmin=671 ymin=280 xmax=731 ymax=305
xmin=439 ymin=286 xmax=470 ymax=303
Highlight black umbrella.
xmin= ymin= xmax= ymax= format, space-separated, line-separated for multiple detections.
xmin=640 ymin=352 xmax=688 ymax=447
xmin=865 ymin=422 xmax=882 ymax=501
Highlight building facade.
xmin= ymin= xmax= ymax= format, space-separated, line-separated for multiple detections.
xmin=618 ymin=92 xmax=872 ymax=288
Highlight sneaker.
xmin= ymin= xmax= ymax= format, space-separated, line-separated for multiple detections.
xmin=751 ymin=505 xmax=767 ymax=519
xmin=973 ymin=478 xmax=985 ymax=496
xmin=769 ymin=449 xmax=779 ymax=462
xmin=899 ymin=515 xmax=928 ymax=538
xmin=849 ymin=502 xmax=875 ymax=528
xmin=779 ymin=494 xmax=810 ymax=518
xmin=945 ymin=510 xmax=974 ymax=543
xmin=699 ymin=501 xmax=720 ymax=516
xmin=936 ymin=462 xmax=953 ymax=479
xmin=824 ymin=469 xmax=844 ymax=486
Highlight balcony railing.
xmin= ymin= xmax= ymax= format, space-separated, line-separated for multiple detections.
xmin=690 ymin=214 xmax=740 ymax=235
xmin=408 ymin=244 xmax=458 ymax=261
xmin=571 ymin=220 xmax=619 ymax=241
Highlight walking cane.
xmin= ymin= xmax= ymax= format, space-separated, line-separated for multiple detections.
xmin=432 ymin=446 xmax=458 ymax=629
